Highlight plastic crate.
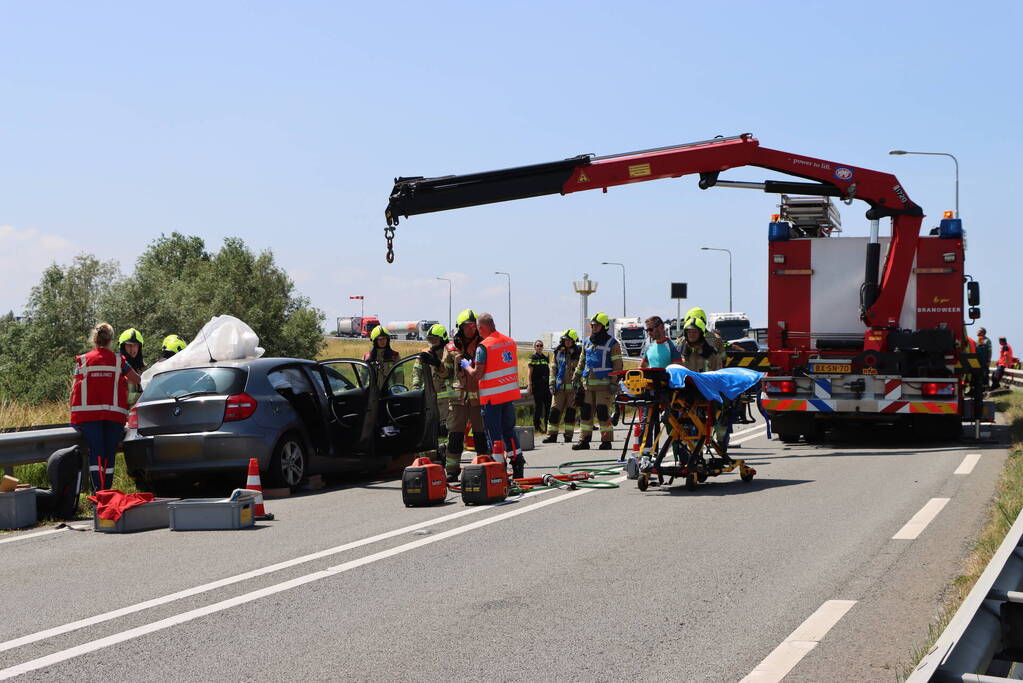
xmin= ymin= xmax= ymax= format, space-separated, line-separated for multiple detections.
xmin=168 ymin=498 xmax=255 ymax=531
xmin=514 ymin=426 xmax=535 ymax=451
xmin=0 ymin=488 xmax=37 ymax=530
xmin=94 ymin=498 xmax=178 ymax=533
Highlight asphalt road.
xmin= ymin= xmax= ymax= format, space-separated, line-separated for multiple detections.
xmin=0 ymin=420 xmax=1009 ymax=682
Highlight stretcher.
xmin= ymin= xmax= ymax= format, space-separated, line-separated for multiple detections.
xmin=615 ymin=366 xmax=763 ymax=492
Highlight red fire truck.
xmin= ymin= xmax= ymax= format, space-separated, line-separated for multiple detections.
xmin=382 ymin=134 xmax=987 ymax=440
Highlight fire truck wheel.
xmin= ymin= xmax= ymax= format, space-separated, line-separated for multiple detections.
xmin=777 ymin=431 xmax=800 ymax=444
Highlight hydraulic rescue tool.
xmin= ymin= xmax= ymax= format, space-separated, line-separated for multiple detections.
xmin=383 ymin=133 xmax=988 ymax=440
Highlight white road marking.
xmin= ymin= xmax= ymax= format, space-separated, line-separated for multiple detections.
xmin=954 ymin=453 xmax=981 ymax=475
xmin=0 ymin=487 xmax=561 ymax=655
xmin=0 ymin=475 xmax=628 ymax=679
xmin=0 ymin=426 xmax=768 ymax=662
xmin=892 ymin=498 xmax=950 ymax=540
xmin=741 ymin=599 xmax=856 ymax=682
xmin=0 ymin=523 xmax=91 ymax=546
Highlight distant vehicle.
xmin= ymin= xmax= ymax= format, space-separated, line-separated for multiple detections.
xmin=336 ymin=316 xmax=380 ymax=338
xmin=385 ymin=320 xmax=440 ymax=341
xmin=612 ymin=317 xmax=645 ymax=357
xmin=123 ymin=356 xmax=437 ymax=494
xmin=708 ymin=312 xmax=751 ymax=342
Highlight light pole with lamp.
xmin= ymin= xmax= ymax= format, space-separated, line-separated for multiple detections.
xmin=601 ymin=261 xmax=626 ymax=317
xmin=888 ymin=150 xmax=959 ymax=217
xmin=495 ymin=271 xmax=511 ymax=337
xmin=700 ymin=247 xmax=733 ymax=312
xmin=436 ymin=277 xmax=452 ymax=333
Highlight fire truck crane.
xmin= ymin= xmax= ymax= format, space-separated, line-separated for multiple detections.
xmin=383 ymin=134 xmax=986 ymax=441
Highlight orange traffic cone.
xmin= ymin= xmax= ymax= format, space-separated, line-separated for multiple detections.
xmin=246 ymin=458 xmax=274 ymax=521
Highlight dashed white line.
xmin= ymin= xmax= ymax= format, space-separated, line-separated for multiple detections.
xmin=741 ymin=599 xmax=856 ymax=682
xmin=0 ymin=475 xmax=628 ymax=680
xmin=892 ymin=498 xmax=950 ymax=540
xmin=954 ymin=453 xmax=981 ymax=475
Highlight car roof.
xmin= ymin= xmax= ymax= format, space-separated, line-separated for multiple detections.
xmin=151 ymin=357 xmax=318 ymax=374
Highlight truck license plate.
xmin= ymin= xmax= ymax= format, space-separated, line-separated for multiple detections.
xmin=811 ymin=363 xmax=851 ymax=374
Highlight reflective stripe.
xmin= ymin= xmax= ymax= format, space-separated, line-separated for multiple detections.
xmin=80 ymin=365 xmax=120 ymax=373
xmin=89 ymin=466 xmax=99 ymax=471
xmin=479 ymin=383 xmax=516 ymax=398
xmin=71 ymin=404 xmax=129 ymax=415
xmin=482 ymin=366 xmax=518 ymax=381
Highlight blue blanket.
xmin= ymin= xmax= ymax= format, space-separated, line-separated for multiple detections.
xmin=664 ymin=365 xmax=763 ymax=402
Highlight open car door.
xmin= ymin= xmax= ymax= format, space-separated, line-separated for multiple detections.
xmin=316 ymin=359 xmax=379 ymax=456
xmin=375 ymin=355 xmax=438 ymax=457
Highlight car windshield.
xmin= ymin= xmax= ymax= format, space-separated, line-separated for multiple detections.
xmin=620 ymin=328 xmax=645 ymax=340
xmin=143 ymin=368 xmax=247 ymax=401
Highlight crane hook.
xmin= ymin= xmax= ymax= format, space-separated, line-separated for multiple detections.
xmin=384 ymin=226 xmax=395 ymax=263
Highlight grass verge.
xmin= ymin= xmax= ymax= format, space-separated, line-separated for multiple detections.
xmin=900 ymin=392 xmax=1023 ymax=679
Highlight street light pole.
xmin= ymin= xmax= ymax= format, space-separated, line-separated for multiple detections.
xmin=436 ymin=277 xmax=452 ymax=333
xmin=495 ymin=271 xmax=511 ymax=337
xmin=700 ymin=247 xmax=733 ymax=312
xmin=888 ymin=149 xmax=960 ymax=217
xmin=601 ymin=261 xmax=626 ymax=317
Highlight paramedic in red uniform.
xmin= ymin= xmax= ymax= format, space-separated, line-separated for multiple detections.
xmin=463 ymin=313 xmax=524 ymax=478
xmin=70 ymin=323 xmax=141 ymax=491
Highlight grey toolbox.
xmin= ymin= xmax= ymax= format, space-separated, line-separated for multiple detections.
xmin=94 ymin=498 xmax=178 ymax=533
xmin=0 ymin=488 xmax=38 ymax=530
xmin=168 ymin=491 xmax=256 ymax=531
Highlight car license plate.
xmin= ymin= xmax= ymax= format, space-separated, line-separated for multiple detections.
xmin=811 ymin=363 xmax=851 ymax=374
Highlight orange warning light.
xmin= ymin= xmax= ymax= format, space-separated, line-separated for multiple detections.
xmin=771 ymin=214 xmax=780 ymax=221
xmin=943 ymin=210 xmax=955 ymax=219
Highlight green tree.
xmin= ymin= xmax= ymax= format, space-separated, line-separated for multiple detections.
xmin=0 ymin=255 xmax=122 ymax=402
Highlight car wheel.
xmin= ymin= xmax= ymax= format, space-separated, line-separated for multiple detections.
xmin=268 ymin=433 xmax=307 ymax=491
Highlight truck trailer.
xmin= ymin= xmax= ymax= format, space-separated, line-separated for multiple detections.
xmin=336 ymin=315 xmax=380 ymax=338
xmin=381 ymin=133 xmax=989 ymax=441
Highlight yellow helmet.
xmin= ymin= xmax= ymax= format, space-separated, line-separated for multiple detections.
xmin=456 ymin=309 xmax=477 ymax=327
xmin=561 ymin=329 xmax=579 ymax=342
xmin=590 ymin=312 xmax=610 ymax=328
xmin=428 ymin=323 xmax=448 ymax=341
xmin=162 ymin=334 xmax=186 ymax=353
xmin=684 ymin=318 xmax=707 ymax=333
xmin=369 ymin=325 xmax=390 ymax=341
xmin=684 ymin=307 xmax=707 ymax=323
xmin=118 ymin=328 xmax=144 ymax=345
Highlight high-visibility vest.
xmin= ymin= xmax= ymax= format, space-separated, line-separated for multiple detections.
xmin=70 ymin=348 xmax=129 ymax=425
xmin=478 ymin=331 xmax=519 ymax=405
xmin=582 ymin=336 xmax=617 ymax=384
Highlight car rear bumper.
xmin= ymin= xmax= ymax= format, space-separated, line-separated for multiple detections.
xmin=123 ymin=429 xmax=277 ymax=480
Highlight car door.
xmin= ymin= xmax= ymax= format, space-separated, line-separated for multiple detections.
xmin=316 ymin=359 xmax=378 ymax=456
xmin=375 ymin=355 xmax=438 ymax=457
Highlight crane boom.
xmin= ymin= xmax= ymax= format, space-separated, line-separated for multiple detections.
xmin=384 ymin=133 xmax=924 ymax=328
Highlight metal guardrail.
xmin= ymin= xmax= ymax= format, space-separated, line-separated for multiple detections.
xmin=0 ymin=426 xmax=81 ymax=472
xmin=909 ymin=505 xmax=1023 ymax=681
xmin=1003 ymin=368 xmax=1023 ymax=389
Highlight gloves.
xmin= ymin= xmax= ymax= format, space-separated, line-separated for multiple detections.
xmin=459 ymin=358 xmax=472 ymax=370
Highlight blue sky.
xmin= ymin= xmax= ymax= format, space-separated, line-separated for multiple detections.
xmin=2 ymin=1 xmax=1019 ymax=346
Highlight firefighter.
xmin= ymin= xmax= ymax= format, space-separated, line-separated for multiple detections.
xmin=364 ymin=325 xmax=400 ymax=389
xmin=412 ymin=323 xmax=453 ymax=436
xmin=161 ymin=334 xmax=187 ymax=359
xmin=118 ymin=328 xmax=145 ymax=406
xmin=976 ymin=327 xmax=992 ymax=388
xmin=992 ymin=337 xmax=1015 ymax=390
xmin=441 ymin=309 xmax=489 ymax=481
xmin=527 ymin=339 xmax=551 ymax=433
xmin=462 ymin=312 xmax=523 ymax=477
xmin=681 ymin=306 xmax=726 ymax=354
xmin=542 ymin=329 xmax=582 ymax=444
xmin=71 ymin=323 xmax=142 ymax=492
xmin=679 ymin=317 xmax=723 ymax=371
xmin=571 ymin=312 xmax=623 ymax=450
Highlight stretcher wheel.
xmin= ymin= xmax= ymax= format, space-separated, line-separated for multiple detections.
xmin=637 ymin=475 xmax=649 ymax=491
xmin=696 ymin=471 xmax=708 ymax=483
xmin=685 ymin=473 xmax=698 ymax=491
xmin=740 ymin=466 xmax=755 ymax=483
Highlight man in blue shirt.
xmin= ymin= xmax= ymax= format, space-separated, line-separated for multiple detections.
xmin=640 ymin=316 xmax=681 ymax=369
